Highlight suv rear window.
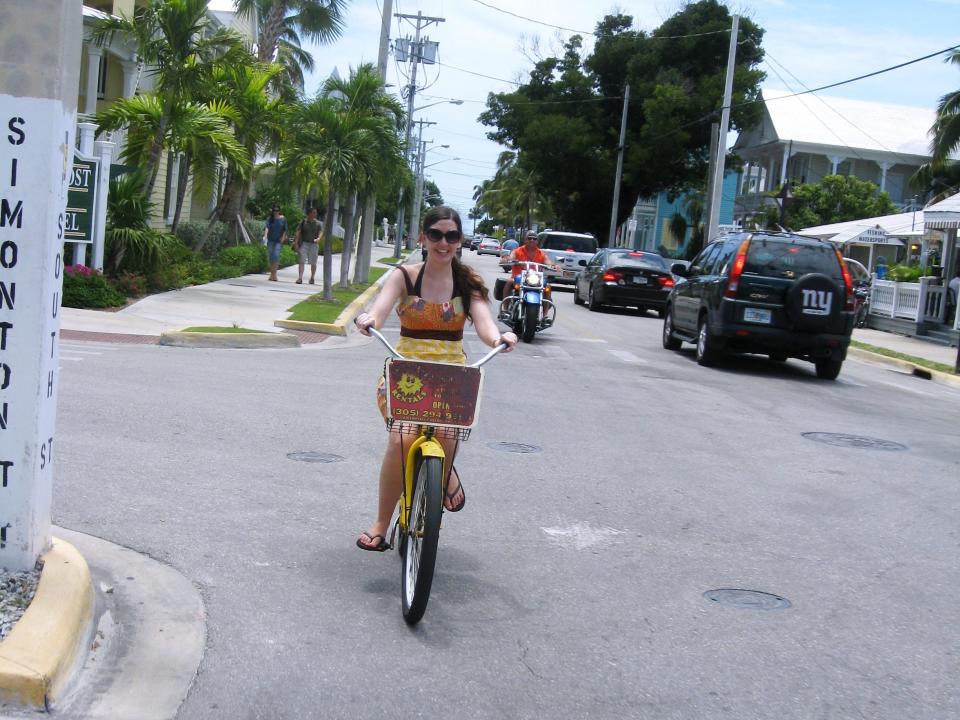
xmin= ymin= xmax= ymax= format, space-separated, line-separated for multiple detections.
xmin=541 ymin=234 xmax=598 ymax=254
xmin=743 ymin=238 xmax=842 ymax=280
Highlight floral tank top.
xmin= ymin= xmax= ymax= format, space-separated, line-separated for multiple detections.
xmin=394 ymin=264 xmax=467 ymax=364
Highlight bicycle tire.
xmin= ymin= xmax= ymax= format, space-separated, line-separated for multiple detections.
xmin=401 ymin=454 xmax=443 ymax=625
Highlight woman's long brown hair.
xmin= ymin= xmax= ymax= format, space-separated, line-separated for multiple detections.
xmin=422 ymin=206 xmax=489 ymax=320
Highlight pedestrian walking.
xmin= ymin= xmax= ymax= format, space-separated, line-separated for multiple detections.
xmin=263 ymin=206 xmax=287 ymax=282
xmin=293 ymin=207 xmax=322 ymax=285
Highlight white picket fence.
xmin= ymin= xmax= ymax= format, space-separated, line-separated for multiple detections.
xmin=870 ymin=278 xmax=960 ymax=330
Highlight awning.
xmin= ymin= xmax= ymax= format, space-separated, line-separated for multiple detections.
xmin=827 ymin=224 xmax=904 ymax=247
xmin=923 ymin=192 xmax=960 ymax=229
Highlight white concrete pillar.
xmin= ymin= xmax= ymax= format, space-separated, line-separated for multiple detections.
xmin=830 ymin=155 xmax=845 ymax=175
xmin=0 ymin=0 xmax=82 ymax=571
xmin=120 ymin=59 xmax=140 ymax=98
xmin=77 ymin=120 xmax=97 ymax=155
xmin=779 ymin=145 xmax=791 ymax=185
xmin=878 ymin=161 xmax=891 ymax=192
xmin=91 ymin=139 xmax=114 ymax=272
xmin=84 ymin=45 xmax=103 ymax=115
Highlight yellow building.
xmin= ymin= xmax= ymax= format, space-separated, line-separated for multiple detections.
xmin=79 ymin=1 xmax=256 ymax=233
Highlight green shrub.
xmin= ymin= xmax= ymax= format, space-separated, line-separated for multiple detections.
xmin=279 ymin=245 xmax=297 ymax=267
xmin=146 ymin=264 xmax=193 ymax=291
xmin=112 ymin=271 xmax=148 ymax=297
xmin=173 ymin=221 xmax=206 ymax=249
xmin=886 ymin=264 xmax=923 ymax=283
xmin=217 ymin=245 xmax=267 ymax=274
xmin=209 ymin=263 xmax=245 ymax=280
xmin=245 ymin=219 xmax=266 ymax=244
xmin=62 ymin=266 xmax=126 ymax=308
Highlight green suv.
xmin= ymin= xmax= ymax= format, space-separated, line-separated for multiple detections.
xmin=661 ymin=231 xmax=855 ymax=379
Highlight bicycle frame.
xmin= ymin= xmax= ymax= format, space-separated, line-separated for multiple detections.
xmin=367 ymin=327 xmax=504 ymax=536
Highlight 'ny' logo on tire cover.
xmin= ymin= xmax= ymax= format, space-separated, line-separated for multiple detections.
xmin=801 ymin=289 xmax=832 ymax=315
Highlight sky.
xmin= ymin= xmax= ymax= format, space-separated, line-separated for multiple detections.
xmin=212 ymin=0 xmax=960 ymax=222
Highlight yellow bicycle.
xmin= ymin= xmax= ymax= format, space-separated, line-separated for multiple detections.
xmin=368 ymin=327 xmax=505 ymax=624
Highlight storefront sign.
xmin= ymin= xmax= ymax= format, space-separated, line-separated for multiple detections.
xmin=65 ymin=154 xmax=98 ymax=244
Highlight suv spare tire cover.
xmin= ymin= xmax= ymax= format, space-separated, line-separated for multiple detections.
xmin=785 ymin=273 xmax=842 ymax=331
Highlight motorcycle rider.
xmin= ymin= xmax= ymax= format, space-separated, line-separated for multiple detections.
xmin=500 ymin=231 xmax=559 ymax=316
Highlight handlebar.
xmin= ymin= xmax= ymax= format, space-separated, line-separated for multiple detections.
xmin=498 ymin=260 xmax=561 ymax=274
xmin=361 ymin=324 xmax=507 ymax=369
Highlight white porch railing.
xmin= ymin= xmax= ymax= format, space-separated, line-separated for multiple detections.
xmin=871 ymin=277 xmax=957 ymax=328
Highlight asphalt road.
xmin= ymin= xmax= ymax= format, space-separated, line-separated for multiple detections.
xmin=52 ymin=252 xmax=960 ymax=720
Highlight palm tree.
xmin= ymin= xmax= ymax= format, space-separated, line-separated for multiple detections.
xmin=92 ymin=0 xmax=246 ymax=199
xmin=321 ymin=64 xmax=406 ymax=286
xmin=96 ymin=96 xmax=247 ymax=233
xmin=284 ymin=95 xmax=394 ymax=299
xmin=235 ymin=0 xmax=347 ymax=83
xmin=930 ymin=50 xmax=960 ymax=165
xmin=912 ymin=51 xmax=960 ymax=202
xmin=206 ymin=63 xmax=286 ymax=246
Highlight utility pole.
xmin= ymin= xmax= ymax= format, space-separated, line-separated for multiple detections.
xmin=607 ymin=84 xmax=630 ymax=247
xmin=408 ymin=119 xmax=436 ymax=247
xmin=705 ymin=14 xmax=739 ymax=244
xmin=394 ymin=11 xmax=444 ymax=255
xmin=355 ymin=0 xmax=393 ymax=281
xmin=0 ymin=0 xmax=82 ymax=570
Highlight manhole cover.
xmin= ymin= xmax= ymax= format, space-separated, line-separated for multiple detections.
xmin=703 ymin=589 xmax=791 ymax=610
xmin=801 ymin=432 xmax=907 ymax=451
xmin=287 ymin=452 xmax=345 ymax=463
xmin=487 ymin=441 xmax=542 ymax=454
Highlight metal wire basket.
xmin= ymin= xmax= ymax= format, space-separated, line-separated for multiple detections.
xmin=384 ymin=419 xmax=472 ymax=441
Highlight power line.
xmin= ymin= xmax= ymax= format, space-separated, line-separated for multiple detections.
xmin=419 ymin=92 xmax=624 ymax=106
xmin=470 ymin=0 xmax=732 ymax=40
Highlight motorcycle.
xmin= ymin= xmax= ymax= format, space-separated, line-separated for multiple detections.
xmin=497 ymin=261 xmax=557 ymax=343
xmin=853 ymin=281 xmax=871 ymax=328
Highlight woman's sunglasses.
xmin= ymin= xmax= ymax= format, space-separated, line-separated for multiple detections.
xmin=425 ymin=228 xmax=462 ymax=244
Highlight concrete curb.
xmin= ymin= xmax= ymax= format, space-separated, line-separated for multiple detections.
xmin=158 ymin=331 xmax=300 ymax=349
xmin=848 ymin=346 xmax=960 ymax=388
xmin=0 ymin=537 xmax=94 ymax=708
xmin=273 ymin=266 xmax=395 ymax=336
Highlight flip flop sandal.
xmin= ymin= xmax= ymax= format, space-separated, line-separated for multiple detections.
xmin=444 ymin=469 xmax=466 ymax=513
xmin=356 ymin=533 xmax=391 ymax=552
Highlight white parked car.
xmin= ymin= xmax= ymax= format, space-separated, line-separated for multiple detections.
xmin=477 ymin=238 xmax=502 ymax=256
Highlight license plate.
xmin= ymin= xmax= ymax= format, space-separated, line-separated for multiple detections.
xmin=632 ymin=276 xmax=647 ymax=284
xmin=563 ymin=270 xmax=575 ymax=279
xmin=743 ymin=307 xmax=771 ymax=324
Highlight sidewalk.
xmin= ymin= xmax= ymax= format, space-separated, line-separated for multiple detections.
xmin=60 ymin=243 xmax=402 ymax=339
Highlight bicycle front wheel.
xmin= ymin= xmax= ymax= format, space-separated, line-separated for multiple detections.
xmin=401 ymin=454 xmax=443 ymax=625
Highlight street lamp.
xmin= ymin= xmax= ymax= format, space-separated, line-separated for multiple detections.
xmin=413 ymin=99 xmax=464 ymax=113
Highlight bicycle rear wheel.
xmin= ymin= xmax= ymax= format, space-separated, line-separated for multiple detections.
xmin=401 ymin=454 xmax=443 ymax=625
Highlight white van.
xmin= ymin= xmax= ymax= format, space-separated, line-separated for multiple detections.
xmin=538 ymin=231 xmax=599 ymax=285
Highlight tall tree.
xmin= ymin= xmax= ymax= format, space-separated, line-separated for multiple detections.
xmin=480 ymin=1 xmax=765 ymax=239
xmin=780 ymin=175 xmax=897 ymax=229
xmin=912 ymin=50 xmax=960 ymax=202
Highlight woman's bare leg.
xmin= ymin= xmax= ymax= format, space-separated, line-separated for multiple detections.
xmin=439 ymin=436 xmax=464 ymax=511
xmin=359 ymin=433 xmax=404 ymax=548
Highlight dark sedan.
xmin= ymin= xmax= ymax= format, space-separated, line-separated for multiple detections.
xmin=574 ymin=249 xmax=675 ymax=315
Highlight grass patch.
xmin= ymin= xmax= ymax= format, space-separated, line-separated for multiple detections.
xmin=181 ymin=326 xmax=263 ymax=333
xmin=850 ymin=340 xmax=956 ymax=375
xmin=286 ymin=267 xmax=389 ymax=323
xmin=378 ymin=255 xmax=406 ymax=265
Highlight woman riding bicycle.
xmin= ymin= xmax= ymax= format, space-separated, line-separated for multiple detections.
xmin=354 ymin=206 xmax=517 ymax=551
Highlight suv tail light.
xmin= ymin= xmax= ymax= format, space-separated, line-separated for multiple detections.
xmin=723 ymin=239 xmax=751 ymax=299
xmin=836 ymin=248 xmax=855 ymax=311
xmin=602 ymin=270 xmax=623 ymax=283
xmin=657 ymin=275 xmax=675 ymax=288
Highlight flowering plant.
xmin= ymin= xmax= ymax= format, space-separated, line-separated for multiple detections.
xmin=64 ymin=264 xmax=94 ymax=277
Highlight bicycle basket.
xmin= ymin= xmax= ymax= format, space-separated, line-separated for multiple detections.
xmin=384 ymin=359 xmax=484 ymax=432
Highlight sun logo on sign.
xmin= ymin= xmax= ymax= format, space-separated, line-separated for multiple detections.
xmin=393 ymin=373 xmax=426 ymax=403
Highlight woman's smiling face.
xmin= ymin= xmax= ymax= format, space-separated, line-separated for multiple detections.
xmin=423 ymin=219 xmax=461 ymax=263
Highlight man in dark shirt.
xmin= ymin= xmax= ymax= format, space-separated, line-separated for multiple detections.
xmin=293 ymin=207 xmax=322 ymax=285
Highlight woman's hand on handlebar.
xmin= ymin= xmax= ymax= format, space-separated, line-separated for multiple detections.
xmin=355 ymin=312 xmax=375 ymax=336
xmin=498 ymin=331 xmax=518 ymax=352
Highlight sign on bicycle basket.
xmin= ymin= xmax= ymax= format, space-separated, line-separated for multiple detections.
xmin=385 ymin=359 xmax=483 ymax=428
